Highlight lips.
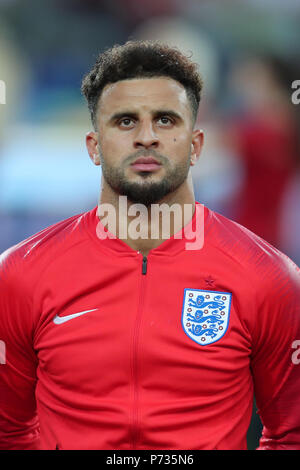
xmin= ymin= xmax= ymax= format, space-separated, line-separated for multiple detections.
xmin=130 ymin=156 xmax=162 ymax=172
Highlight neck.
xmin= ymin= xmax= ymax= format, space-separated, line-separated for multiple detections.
xmin=97 ymin=172 xmax=196 ymax=256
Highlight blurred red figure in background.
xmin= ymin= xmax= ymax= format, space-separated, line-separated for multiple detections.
xmin=226 ymin=57 xmax=300 ymax=249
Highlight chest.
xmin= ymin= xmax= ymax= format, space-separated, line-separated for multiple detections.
xmin=33 ymin=254 xmax=253 ymax=398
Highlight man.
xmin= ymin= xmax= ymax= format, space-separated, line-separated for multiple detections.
xmin=0 ymin=40 xmax=300 ymax=450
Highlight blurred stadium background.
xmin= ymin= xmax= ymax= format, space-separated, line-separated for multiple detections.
xmin=1 ymin=0 xmax=300 ymax=450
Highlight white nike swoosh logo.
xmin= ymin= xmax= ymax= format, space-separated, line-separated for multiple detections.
xmin=53 ymin=308 xmax=98 ymax=325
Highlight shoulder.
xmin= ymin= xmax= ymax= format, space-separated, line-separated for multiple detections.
xmin=203 ymin=206 xmax=300 ymax=362
xmin=204 ymin=205 xmax=300 ymax=287
xmin=0 ymin=209 xmax=91 ymax=283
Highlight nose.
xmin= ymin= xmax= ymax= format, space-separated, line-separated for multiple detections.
xmin=133 ymin=120 xmax=159 ymax=150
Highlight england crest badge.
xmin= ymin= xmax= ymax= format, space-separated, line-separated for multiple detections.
xmin=181 ymin=289 xmax=232 ymax=346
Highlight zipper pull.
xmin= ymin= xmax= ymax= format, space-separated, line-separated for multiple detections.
xmin=142 ymin=256 xmax=148 ymax=275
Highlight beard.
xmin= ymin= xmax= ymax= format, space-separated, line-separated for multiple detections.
xmin=100 ymin=150 xmax=191 ymax=207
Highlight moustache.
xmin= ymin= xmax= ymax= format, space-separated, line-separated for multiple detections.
xmin=125 ymin=149 xmax=169 ymax=166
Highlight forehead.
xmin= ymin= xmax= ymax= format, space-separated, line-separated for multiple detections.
xmin=97 ymin=77 xmax=191 ymax=116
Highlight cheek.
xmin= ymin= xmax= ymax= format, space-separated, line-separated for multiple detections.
xmin=100 ymin=137 xmax=123 ymax=160
xmin=169 ymin=136 xmax=192 ymax=158
xmin=100 ymin=129 xmax=132 ymax=156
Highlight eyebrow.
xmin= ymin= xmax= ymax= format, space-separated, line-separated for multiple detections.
xmin=108 ymin=109 xmax=183 ymax=124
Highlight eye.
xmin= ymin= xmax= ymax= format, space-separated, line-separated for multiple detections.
xmin=119 ymin=117 xmax=135 ymax=128
xmin=157 ymin=116 xmax=173 ymax=126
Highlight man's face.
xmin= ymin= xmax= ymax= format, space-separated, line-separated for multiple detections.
xmin=87 ymin=77 xmax=203 ymax=206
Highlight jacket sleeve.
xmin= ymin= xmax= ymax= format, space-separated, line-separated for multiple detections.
xmin=0 ymin=249 xmax=40 ymax=450
xmin=250 ymin=254 xmax=300 ymax=450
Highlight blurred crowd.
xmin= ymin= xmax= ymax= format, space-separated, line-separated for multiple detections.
xmin=193 ymin=54 xmax=300 ymax=264
xmin=1 ymin=0 xmax=300 ymax=448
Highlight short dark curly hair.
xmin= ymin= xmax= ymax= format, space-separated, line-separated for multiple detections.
xmin=81 ymin=40 xmax=204 ymax=129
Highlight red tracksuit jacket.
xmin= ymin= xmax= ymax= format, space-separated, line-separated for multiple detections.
xmin=0 ymin=202 xmax=300 ymax=450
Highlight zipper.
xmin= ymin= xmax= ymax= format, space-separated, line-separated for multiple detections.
xmin=131 ymin=255 xmax=148 ymax=449
xmin=142 ymin=256 xmax=148 ymax=275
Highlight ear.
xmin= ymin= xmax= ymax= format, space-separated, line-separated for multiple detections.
xmin=86 ymin=131 xmax=101 ymax=166
xmin=190 ymin=129 xmax=204 ymax=166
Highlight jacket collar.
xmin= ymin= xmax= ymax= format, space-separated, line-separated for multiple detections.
xmin=85 ymin=201 xmax=207 ymax=256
